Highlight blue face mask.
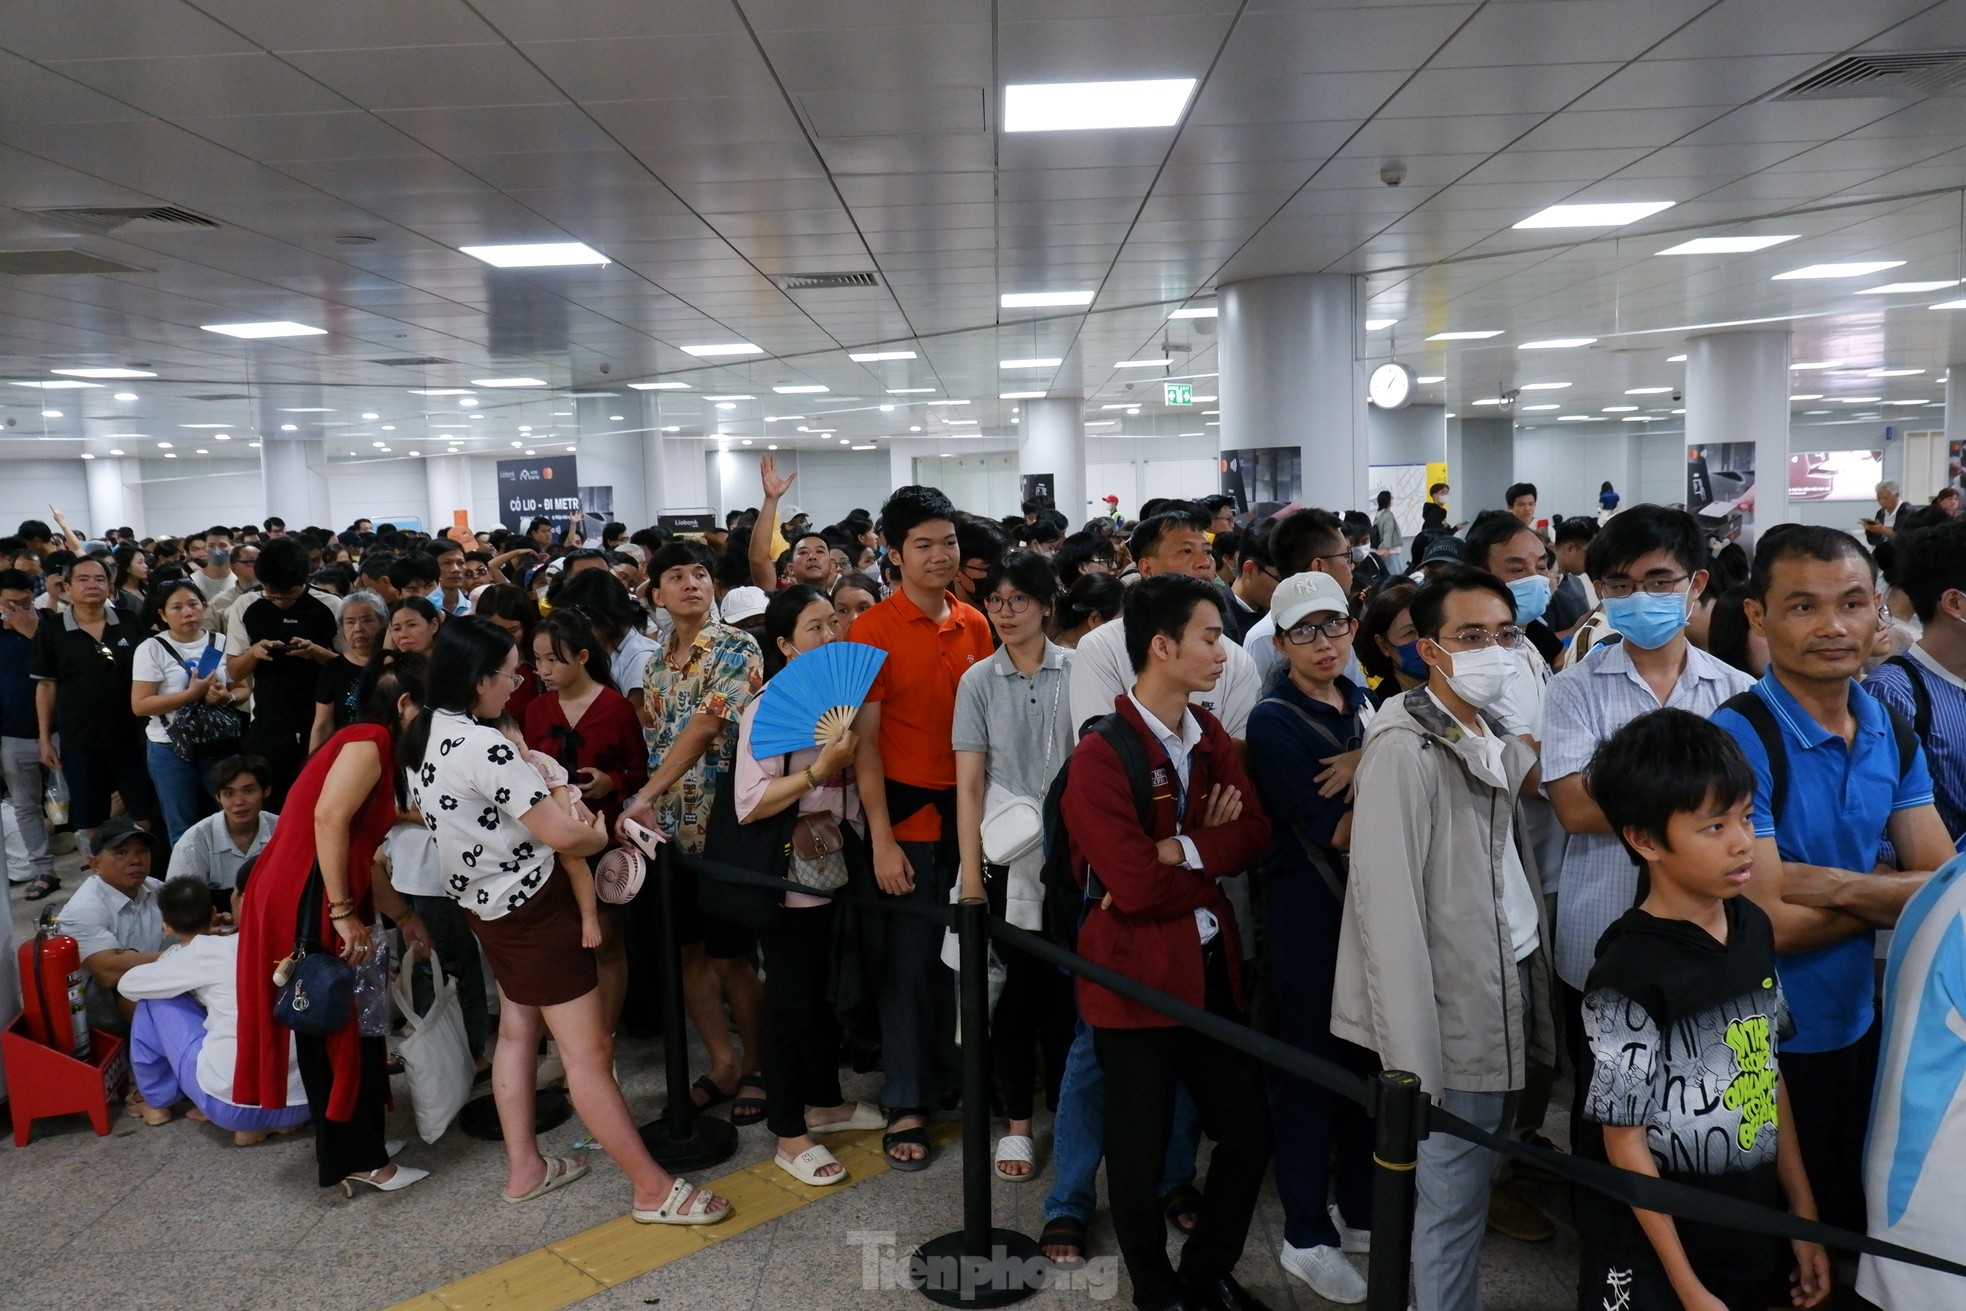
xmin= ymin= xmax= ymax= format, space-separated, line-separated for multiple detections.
xmin=1507 ymin=574 xmax=1551 ymax=627
xmin=1394 ymin=639 xmax=1428 ymax=678
xmin=1602 ymin=591 xmax=1688 ymax=650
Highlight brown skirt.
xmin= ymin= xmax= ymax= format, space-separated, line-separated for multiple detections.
xmin=464 ymin=869 xmax=597 ymax=1007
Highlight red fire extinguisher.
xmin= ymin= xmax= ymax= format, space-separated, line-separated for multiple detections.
xmin=18 ymin=908 xmax=91 ymax=1060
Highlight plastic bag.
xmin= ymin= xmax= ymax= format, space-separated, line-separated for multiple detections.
xmin=353 ymin=937 xmax=392 ymax=1037
xmin=388 ymin=948 xmax=475 ymax=1144
xmin=44 ymin=773 xmax=68 ymax=827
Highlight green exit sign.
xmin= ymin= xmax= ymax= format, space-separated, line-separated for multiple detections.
xmin=1163 ymin=382 xmax=1193 ymax=406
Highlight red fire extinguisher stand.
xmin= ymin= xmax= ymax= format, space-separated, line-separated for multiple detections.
xmin=4 ymin=910 xmax=127 ymax=1146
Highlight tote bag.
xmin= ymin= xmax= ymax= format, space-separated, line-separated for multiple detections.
xmin=388 ymin=948 xmax=475 ymax=1144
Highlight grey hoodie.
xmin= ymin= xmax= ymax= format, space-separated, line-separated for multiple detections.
xmin=1329 ymin=685 xmax=1555 ymax=1099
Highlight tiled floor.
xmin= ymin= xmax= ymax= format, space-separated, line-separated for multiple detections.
xmin=5 ymin=857 xmax=1580 ymax=1311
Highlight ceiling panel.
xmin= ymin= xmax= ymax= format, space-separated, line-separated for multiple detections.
xmin=281 ymin=44 xmax=566 ymax=111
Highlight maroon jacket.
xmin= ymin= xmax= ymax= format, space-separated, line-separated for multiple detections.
xmin=1062 ymin=694 xmax=1271 ymax=1028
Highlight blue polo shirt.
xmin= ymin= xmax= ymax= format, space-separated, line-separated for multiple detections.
xmin=1714 ymin=673 xmax=1935 ymax=1053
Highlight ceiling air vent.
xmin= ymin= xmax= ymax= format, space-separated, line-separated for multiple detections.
xmin=773 ymin=271 xmax=880 ymax=290
xmin=0 ymin=249 xmax=152 ymax=275
xmin=188 ymin=393 xmax=250 ymax=401
xmin=1773 ymin=50 xmax=1966 ymax=100
xmin=27 ymin=205 xmax=220 ymax=232
xmin=368 ymin=356 xmax=452 ymax=367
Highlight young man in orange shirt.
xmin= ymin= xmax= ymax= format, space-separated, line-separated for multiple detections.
xmin=851 ymin=485 xmax=996 ymax=1170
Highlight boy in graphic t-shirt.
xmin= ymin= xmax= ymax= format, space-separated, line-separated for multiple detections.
xmin=1578 ymin=709 xmax=1831 ymax=1311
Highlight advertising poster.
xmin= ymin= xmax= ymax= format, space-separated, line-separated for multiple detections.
xmin=1787 ymin=450 xmax=1883 ymax=502
xmin=1687 ymin=442 xmax=1755 ymax=539
xmin=1220 ymin=447 xmax=1302 ymax=514
xmin=1019 ymin=473 xmax=1055 ymax=506
xmin=495 ymin=455 xmax=582 ymax=534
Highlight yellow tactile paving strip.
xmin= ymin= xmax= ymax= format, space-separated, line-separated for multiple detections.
xmin=383 ymin=1123 xmax=959 ymax=1311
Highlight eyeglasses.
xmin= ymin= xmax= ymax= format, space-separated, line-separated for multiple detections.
xmin=1597 ymin=572 xmax=1691 ymax=599
xmin=983 ymin=593 xmax=1034 ymax=615
xmin=1437 ymin=626 xmax=1526 ymax=650
xmin=1283 ymin=616 xmax=1356 ymax=644
xmin=500 ymin=669 xmax=526 ymax=687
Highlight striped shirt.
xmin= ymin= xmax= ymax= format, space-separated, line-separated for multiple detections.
xmin=1864 ymin=643 xmax=1966 ymax=850
xmin=1542 ymin=639 xmax=1754 ymax=989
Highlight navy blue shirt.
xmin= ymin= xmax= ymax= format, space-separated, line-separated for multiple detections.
xmin=0 ymin=627 xmax=35 ymax=739
xmin=1714 ymin=673 xmax=1935 ymax=1053
xmin=1247 ymin=674 xmax=1368 ymax=887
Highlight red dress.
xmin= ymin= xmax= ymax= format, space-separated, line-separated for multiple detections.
xmin=233 ymin=723 xmax=399 ymax=1118
xmin=523 ymin=685 xmax=647 ymax=832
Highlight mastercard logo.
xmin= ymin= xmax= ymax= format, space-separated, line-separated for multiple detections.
xmin=541 ymin=467 xmax=554 ymax=480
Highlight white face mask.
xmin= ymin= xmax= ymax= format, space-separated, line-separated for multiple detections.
xmin=1436 ymin=643 xmax=1513 ymax=710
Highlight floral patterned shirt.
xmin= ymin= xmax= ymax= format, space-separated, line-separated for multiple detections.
xmin=641 ymin=620 xmax=763 ymax=853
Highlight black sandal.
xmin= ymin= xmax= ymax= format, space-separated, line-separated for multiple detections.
xmin=689 ymin=1074 xmax=735 ymax=1110
xmin=730 ymin=1072 xmax=766 ymax=1127
xmin=1161 ymin=1183 xmax=1204 ymax=1233
xmin=21 ymin=872 xmax=58 ymax=901
xmin=883 ymin=1107 xmax=932 ymax=1172
xmin=1038 ymin=1215 xmax=1087 ymax=1263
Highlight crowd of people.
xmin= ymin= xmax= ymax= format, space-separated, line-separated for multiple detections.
xmin=10 ymin=459 xmax=1966 ymax=1311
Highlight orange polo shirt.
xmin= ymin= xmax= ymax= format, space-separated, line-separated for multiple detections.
xmin=853 ymin=586 xmax=994 ymax=841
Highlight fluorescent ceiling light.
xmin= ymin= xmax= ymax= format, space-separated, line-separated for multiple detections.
xmin=179 ymin=423 xmax=231 ymax=428
xmin=410 ymin=388 xmax=474 ymax=396
xmin=1169 ymin=306 xmax=1217 ymax=319
xmin=764 ymin=415 xmax=804 ymax=422
xmin=628 ymin=381 xmax=689 ymax=390
xmin=1364 ymin=319 xmax=1398 ymax=331
xmin=945 ymin=419 xmax=978 ymax=425
xmin=1603 ymin=405 xmax=1638 ymax=413
xmin=772 ymin=384 xmax=829 ymax=394
xmin=278 ymin=407 xmax=333 ymax=413
xmin=1472 ymin=398 xmax=1506 ymax=405
xmin=1521 ymin=404 xmax=1561 ymax=411
xmin=50 ymin=367 xmax=154 ymax=379
xmin=40 ymin=409 xmax=60 ymax=418
xmin=1417 ymin=376 xmax=1445 ymax=384
xmin=1667 ymin=354 xmax=1687 ymax=362
xmin=1625 ymin=386 xmax=1673 ymax=394
xmin=1654 ymin=234 xmax=1799 ymax=255
xmin=1003 ymin=78 xmax=1197 ymax=133
xmin=11 ymin=380 xmax=100 ymax=389
xmin=1789 ymin=361 xmax=1843 ymax=370
xmin=458 ymin=242 xmax=608 ymax=268
xmin=848 ymin=350 xmax=917 ymax=362
xmin=472 ymin=377 xmax=546 ymax=387
xmin=1886 ymin=398 xmax=1929 ymax=405
xmin=1790 ymin=393 xmax=1823 ymax=401
xmin=888 ymin=387 xmax=935 ymax=395
xmin=1857 ymin=281 xmax=1958 ymax=294
xmin=679 ymin=342 xmax=763 ymax=358
xmin=1520 ymin=382 xmax=1571 ymax=391
xmin=114 ymin=392 xmax=138 ymax=400
xmin=1427 ymin=330 xmax=1503 ymax=341
xmin=1001 ymin=391 xmax=1047 ymax=399
xmin=926 ymin=399 xmax=971 ymax=406
xmin=1837 ymin=396 xmax=1883 ymax=403
xmin=1114 ymin=358 xmax=1172 ymax=368
xmin=1001 ymin=357 xmax=1062 ymax=369
xmin=1513 ymin=201 xmax=1674 ymax=229
xmin=1931 ymin=299 xmax=1966 ymax=310
xmin=1556 ymin=415 xmax=1598 ymax=422
xmin=1771 ymin=261 xmax=1904 ymax=280
xmin=1084 ymin=420 xmax=1117 ymax=427
xmin=200 ymin=321 xmax=324 ymax=338
xmin=1001 ymin=291 xmax=1095 ymax=308
xmin=1868 ymin=367 xmax=1925 ymax=377
xmin=850 ymin=444 xmax=878 ymax=451
xmin=704 ymin=394 xmax=754 ymax=401
xmin=1519 ymin=338 xmax=1596 ymax=350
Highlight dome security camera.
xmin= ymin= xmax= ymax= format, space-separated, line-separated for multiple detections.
xmin=1672 ymin=392 xmax=1682 ymax=402
xmin=1380 ymin=161 xmax=1407 ymax=187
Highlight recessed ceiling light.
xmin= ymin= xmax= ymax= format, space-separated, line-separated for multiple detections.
xmin=1003 ymin=78 xmax=1197 ymax=133
xmin=372 ymin=441 xmax=387 ymax=448
xmin=1667 ymin=354 xmax=1687 ymax=362
xmin=458 ymin=397 xmax=477 ymax=408
xmin=772 ymin=384 xmax=829 ymax=394
xmin=1427 ymin=330 xmax=1504 ymax=341
xmin=1603 ymin=405 xmax=1638 ymax=413
xmin=157 ymin=442 xmax=172 ymax=449
xmin=1789 ymin=361 xmax=1843 ymax=370
xmin=472 ymin=377 xmax=546 ymax=387
xmin=1790 ymin=393 xmax=1824 ymax=401
xmin=910 ymin=425 xmax=921 ymax=432
xmin=214 ymin=434 xmax=229 ymax=441
xmin=1001 ymin=292 xmax=1093 ymax=309
xmin=888 ymin=387 xmax=935 ymax=395
xmin=113 ymin=391 xmax=138 ymax=401
xmin=511 ymin=440 xmax=524 ymax=447
xmin=458 ymin=242 xmax=608 ymax=268
xmin=1625 ymin=386 xmax=1673 ymax=394
xmin=704 ymin=395 xmax=754 ymax=401
xmin=410 ymin=388 xmax=474 ymax=396
xmin=767 ymin=444 xmax=778 ymax=451
xmin=1868 ymin=367 xmax=1925 ymax=377
xmin=1858 ymin=280 xmax=1959 ymax=295
xmin=1416 ymin=376 xmax=1445 ymax=384
xmin=1521 ymin=403 xmax=1561 ymax=411
xmin=200 ymin=321 xmax=325 ymax=338
xmin=163 ymin=452 xmax=176 ymax=458
xmin=610 ymin=415 xmax=625 ymax=422
xmin=1520 ymin=382 xmax=1571 ymax=391
xmin=1169 ymin=306 xmax=1217 ymax=319
xmin=879 ymin=404 xmax=894 ymax=412
xmin=1114 ymin=358 xmax=1172 ymax=368
xmin=50 ymin=367 xmax=154 ymax=379
xmin=11 ymin=380 xmax=100 ymax=389
xmin=628 ymin=381 xmax=690 ymax=392
xmin=679 ymin=342 xmax=763 ymax=358
xmin=1519 ymin=338 xmax=1596 ymax=350
xmin=361 ymin=412 xmax=379 ymax=420
xmin=247 ymin=441 xmax=260 ymax=447
xmin=1001 ymin=391 xmax=1046 ymax=399
xmin=279 ymin=423 xmax=297 ymax=432
xmin=1771 ymin=261 xmax=1905 ymax=280
xmin=380 ymin=425 xmax=395 ymax=431
xmin=1514 ymin=201 xmax=1674 ymax=229
xmin=39 ymin=409 xmax=60 ymax=418
xmin=108 ymin=449 xmax=124 ymax=455
xmin=1364 ymin=319 xmax=1398 ymax=331
xmin=664 ymin=425 xmax=681 ymax=433
xmin=716 ymin=402 xmax=736 ymax=410
xmin=926 ymin=399 xmax=972 ymax=406
xmin=1653 ymin=235 xmax=1798 ymax=255
xmin=848 ymin=350 xmax=917 ymax=362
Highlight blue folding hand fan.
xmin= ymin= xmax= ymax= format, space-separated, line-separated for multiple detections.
xmin=749 ymin=640 xmax=887 ymax=756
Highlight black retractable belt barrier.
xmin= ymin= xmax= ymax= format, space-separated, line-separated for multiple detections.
xmin=688 ymin=861 xmax=1966 ymax=1295
xmin=637 ymin=846 xmax=739 ymax=1171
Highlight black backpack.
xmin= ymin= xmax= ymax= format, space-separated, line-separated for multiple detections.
xmin=1882 ymin=654 xmax=1934 ymax=747
xmin=1720 ymin=689 xmax=1918 ymax=828
xmin=1037 ymin=713 xmax=1152 ymax=948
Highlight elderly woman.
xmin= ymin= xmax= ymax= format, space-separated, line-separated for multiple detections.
xmin=310 ymin=590 xmax=387 ymax=753
xmin=404 ymin=618 xmax=728 ymax=1224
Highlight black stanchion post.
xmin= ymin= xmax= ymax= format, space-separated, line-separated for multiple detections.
xmin=639 ymin=845 xmax=739 ymax=1171
xmin=1367 ymin=1069 xmax=1426 ymax=1311
xmin=912 ymin=898 xmax=1041 ymax=1308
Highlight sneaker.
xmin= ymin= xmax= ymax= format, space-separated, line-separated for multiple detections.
xmin=1280 ymin=1241 xmax=1367 ymax=1304
xmin=1328 ymin=1202 xmax=1371 ymax=1254
xmin=1486 ymin=1181 xmax=1555 ymax=1242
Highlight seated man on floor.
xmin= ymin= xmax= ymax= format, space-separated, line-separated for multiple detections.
xmin=117 ymin=876 xmax=309 ymax=1144
xmin=167 ymin=754 xmax=278 ymax=913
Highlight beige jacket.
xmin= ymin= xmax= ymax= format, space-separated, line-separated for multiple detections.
xmin=1330 ymin=686 xmax=1555 ymax=1099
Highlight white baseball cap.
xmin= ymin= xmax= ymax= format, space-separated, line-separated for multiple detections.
xmin=721 ymin=585 xmax=768 ymax=624
xmin=1268 ymin=571 xmax=1352 ymax=632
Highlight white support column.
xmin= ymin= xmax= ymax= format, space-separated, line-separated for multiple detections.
xmin=425 ymin=454 xmax=474 ymax=536
xmin=260 ymin=436 xmax=331 ymax=529
xmin=1947 ymin=367 xmax=1966 ymax=483
xmin=1019 ymin=398 xmax=1085 ymax=524
xmin=1686 ymin=329 xmax=1790 ymax=536
xmin=84 ymin=456 xmax=139 ymax=538
xmin=1219 ymin=272 xmax=1367 ymax=513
